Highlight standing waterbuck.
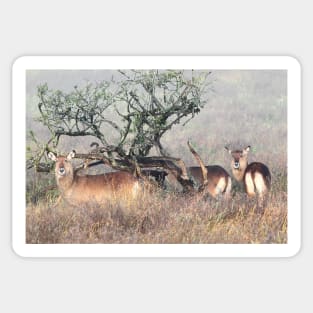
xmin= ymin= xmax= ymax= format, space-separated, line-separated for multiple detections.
xmin=187 ymin=141 xmax=232 ymax=199
xmin=48 ymin=150 xmax=143 ymax=206
xmin=225 ymin=146 xmax=271 ymax=199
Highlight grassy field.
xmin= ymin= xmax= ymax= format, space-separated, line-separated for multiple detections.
xmin=26 ymin=187 xmax=287 ymax=244
xmin=25 ymin=70 xmax=287 ymax=244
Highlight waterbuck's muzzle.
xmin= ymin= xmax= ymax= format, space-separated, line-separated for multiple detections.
xmin=233 ymin=161 xmax=240 ymax=169
xmin=58 ymin=167 xmax=66 ymax=175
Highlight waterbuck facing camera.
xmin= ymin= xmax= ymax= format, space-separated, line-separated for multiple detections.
xmin=48 ymin=150 xmax=143 ymax=206
xmin=225 ymin=146 xmax=271 ymax=199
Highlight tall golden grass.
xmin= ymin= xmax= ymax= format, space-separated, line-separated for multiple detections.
xmin=26 ymin=186 xmax=287 ymax=244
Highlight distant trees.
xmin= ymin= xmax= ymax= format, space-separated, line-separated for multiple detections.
xmin=27 ymin=70 xmax=213 ymax=191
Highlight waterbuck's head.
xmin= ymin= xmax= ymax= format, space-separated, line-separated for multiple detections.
xmin=225 ymin=146 xmax=250 ymax=181
xmin=48 ymin=150 xmax=76 ymax=182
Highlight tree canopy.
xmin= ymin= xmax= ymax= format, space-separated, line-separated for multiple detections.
xmin=27 ymin=70 xmax=213 ymax=190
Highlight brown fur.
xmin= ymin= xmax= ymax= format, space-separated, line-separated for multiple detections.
xmin=188 ymin=165 xmax=231 ymax=198
xmin=244 ymin=162 xmax=271 ymax=195
xmin=48 ymin=151 xmax=142 ymax=206
xmin=225 ymin=146 xmax=271 ymax=197
xmin=187 ymin=141 xmax=231 ymax=198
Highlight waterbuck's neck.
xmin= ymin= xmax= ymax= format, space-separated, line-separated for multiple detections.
xmin=56 ymin=170 xmax=74 ymax=193
xmin=231 ymin=167 xmax=246 ymax=182
xmin=229 ymin=150 xmax=249 ymax=182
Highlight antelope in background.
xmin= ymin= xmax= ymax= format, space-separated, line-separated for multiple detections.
xmin=187 ymin=141 xmax=232 ymax=199
xmin=225 ymin=146 xmax=271 ymax=200
xmin=48 ymin=150 xmax=143 ymax=206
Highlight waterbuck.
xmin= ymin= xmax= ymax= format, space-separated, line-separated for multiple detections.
xmin=48 ymin=150 xmax=142 ymax=206
xmin=225 ymin=146 xmax=271 ymax=199
xmin=187 ymin=141 xmax=232 ymax=199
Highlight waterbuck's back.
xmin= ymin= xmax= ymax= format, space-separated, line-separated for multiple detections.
xmin=62 ymin=171 xmax=141 ymax=206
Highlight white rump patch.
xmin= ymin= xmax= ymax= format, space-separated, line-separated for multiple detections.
xmin=215 ymin=177 xmax=226 ymax=195
xmin=245 ymin=172 xmax=256 ymax=196
xmin=254 ymin=173 xmax=267 ymax=195
xmin=225 ymin=177 xmax=232 ymax=197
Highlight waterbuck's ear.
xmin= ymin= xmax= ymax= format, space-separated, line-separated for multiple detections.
xmin=67 ymin=150 xmax=76 ymax=160
xmin=243 ymin=146 xmax=251 ymax=154
xmin=47 ymin=151 xmax=57 ymax=162
xmin=225 ymin=146 xmax=232 ymax=154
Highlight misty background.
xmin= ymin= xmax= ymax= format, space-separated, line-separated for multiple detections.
xmin=26 ymin=70 xmax=287 ymax=177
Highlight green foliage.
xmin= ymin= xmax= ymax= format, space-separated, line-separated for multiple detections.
xmin=29 ymin=70 xmax=212 ymax=170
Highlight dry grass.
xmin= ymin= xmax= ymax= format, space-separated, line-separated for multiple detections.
xmin=26 ymin=188 xmax=287 ymax=244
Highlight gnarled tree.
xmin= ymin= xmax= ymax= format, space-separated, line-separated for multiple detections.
xmin=27 ymin=70 xmax=213 ymax=191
